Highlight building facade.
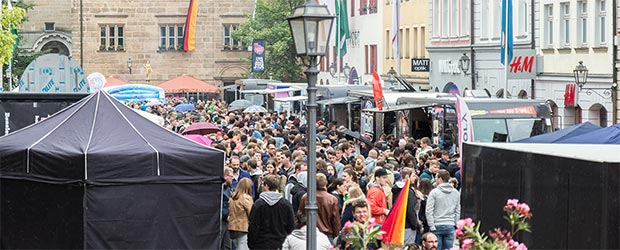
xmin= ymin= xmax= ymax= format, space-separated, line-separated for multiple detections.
xmin=383 ymin=0 xmax=430 ymax=87
xmin=19 ymin=0 xmax=254 ymax=88
xmin=536 ymin=0 xmax=614 ymax=128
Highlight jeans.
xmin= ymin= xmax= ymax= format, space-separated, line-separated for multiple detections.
xmin=404 ymin=228 xmax=417 ymax=245
xmin=433 ymin=225 xmax=455 ymax=250
xmin=232 ymin=234 xmax=249 ymax=250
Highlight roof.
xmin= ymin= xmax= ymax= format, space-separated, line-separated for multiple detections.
xmin=157 ymin=75 xmax=220 ymax=93
xmin=469 ymin=142 xmax=620 ymax=163
xmin=105 ymin=77 xmax=130 ymax=87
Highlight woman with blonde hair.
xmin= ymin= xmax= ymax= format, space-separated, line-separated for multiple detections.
xmin=228 ymin=178 xmax=253 ymax=250
xmin=339 ymin=185 xmax=370 ymax=227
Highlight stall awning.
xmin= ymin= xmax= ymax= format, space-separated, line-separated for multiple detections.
xmin=240 ymin=87 xmax=301 ymax=94
xmin=362 ymin=103 xmax=429 ymax=113
xmin=273 ymin=96 xmax=307 ymax=102
xmin=316 ymin=96 xmax=360 ymax=105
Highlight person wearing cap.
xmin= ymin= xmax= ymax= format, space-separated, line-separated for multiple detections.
xmin=366 ymin=167 xmax=390 ymax=225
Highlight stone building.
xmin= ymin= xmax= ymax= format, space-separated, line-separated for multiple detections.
xmin=19 ymin=0 xmax=254 ymax=87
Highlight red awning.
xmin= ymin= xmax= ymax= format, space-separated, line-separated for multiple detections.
xmin=157 ymin=75 xmax=220 ymax=93
xmin=105 ymin=77 xmax=130 ymax=87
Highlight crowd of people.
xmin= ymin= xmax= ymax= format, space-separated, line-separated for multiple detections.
xmin=128 ymin=97 xmax=463 ymax=250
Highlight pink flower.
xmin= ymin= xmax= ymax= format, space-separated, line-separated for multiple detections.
xmin=457 ymin=218 xmax=475 ymax=230
xmin=505 ymin=199 xmax=519 ymax=210
xmin=462 ymin=238 xmax=474 ymax=250
xmin=516 ymin=243 xmax=528 ymax=250
xmin=343 ymin=221 xmax=353 ymax=230
xmin=516 ymin=203 xmax=531 ymax=217
xmin=455 ymin=228 xmax=464 ymax=239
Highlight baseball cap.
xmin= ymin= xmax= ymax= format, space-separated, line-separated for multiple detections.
xmin=374 ymin=167 xmax=388 ymax=178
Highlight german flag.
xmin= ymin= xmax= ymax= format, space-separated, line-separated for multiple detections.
xmin=183 ymin=0 xmax=199 ymax=51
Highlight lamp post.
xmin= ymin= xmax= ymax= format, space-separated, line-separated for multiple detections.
xmin=343 ymin=63 xmax=351 ymax=80
xmin=127 ymin=58 xmax=133 ymax=74
xmin=459 ymin=53 xmax=470 ymax=75
xmin=287 ymin=1 xmax=334 ymax=249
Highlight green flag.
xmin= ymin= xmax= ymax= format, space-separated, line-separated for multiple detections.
xmin=337 ymin=0 xmax=349 ymax=57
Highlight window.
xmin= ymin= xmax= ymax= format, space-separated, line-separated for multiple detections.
xmin=351 ymin=0 xmax=355 ymax=17
xmin=44 ymin=22 xmax=55 ymax=32
xmin=461 ymin=0 xmax=468 ymax=36
xmin=432 ymin=0 xmax=440 ymax=38
xmin=369 ymin=0 xmax=377 ymax=14
xmin=493 ymin=0 xmax=501 ymax=38
xmin=578 ymin=1 xmax=587 ymax=46
xmin=413 ymin=27 xmax=418 ymax=58
xmin=481 ymin=0 xmax=489 ymax=39
xmin=518 ymin=0 xmax=528 ymax=36
xmin=451 ymin=0 xmax=458 ymax=36
xmin=159 ymin=24 xmax=184 ymax=51
xmin=442 ymin=0 xmax=449 ymax=36
xmin=385 ymin=30 xmax=391 ymax=58
xmin=223 ymin=24 xmax=243 ymax=50
xmin=99 ymin=24 xmax=124 ymax=51
xmin=596 ymin=0 xmax=606 ymax=45
xmin=420 ymin=26 xmax=426 ymax=57
xmin=360 ymin=0 xmax=368 ymax=15
xmin=545 ymin=4 xmax=554 ymax=47
xmin=399 ymin=28 xmax=403 ymax=58
xmin=370 ymin=45 xmax=377 ymax=73
xmin=405 ymin=28 xmax=410 ymax=58
xmin=560 ymin=2 xmax=570 ymax=47
xmin=365 ymin=45 xmax=369 ymax=74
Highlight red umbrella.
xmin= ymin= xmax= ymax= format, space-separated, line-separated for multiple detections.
xmin=184 ymin=134 xmax=213 ymax=146
xmin=182 ymin=122 xmax=222 ymax=135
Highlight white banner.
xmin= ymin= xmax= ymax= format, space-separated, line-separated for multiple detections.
xmin=456 ymin=95 xmax=474 ymax=167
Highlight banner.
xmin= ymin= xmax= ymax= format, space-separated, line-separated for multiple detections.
xmin=183 ymin=0 xmax=199 ymax=51
xmin=456 ymin=95 xmax=474 ymax=168
xmin=500 ymin=0 xmax=513 ymax=65
xmin=371 ymin=72 xmax=384 ymax=110
xmin=251 ymin=39 xmax=266 ymax=73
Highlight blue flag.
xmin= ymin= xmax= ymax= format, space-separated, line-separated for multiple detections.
xmin=500 ymin=0 xmax=513 ymax=65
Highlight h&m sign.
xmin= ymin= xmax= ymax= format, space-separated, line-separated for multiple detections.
xmin=411 ymin=58 xmax=430 ymax=72
xmin=507 ymin=50 xmax=537 ymax=80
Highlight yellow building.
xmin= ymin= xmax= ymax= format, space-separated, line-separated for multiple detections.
xmin=383 ymin=0 xmax=429 ymax=86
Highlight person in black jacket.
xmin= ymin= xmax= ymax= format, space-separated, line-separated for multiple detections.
xmin=248 ymin=174 xmax=295 ymax=249
xmin=221 ymin=167 xmax=234 ymax=250
xmin=392 ymin=167 xmax=419 ymax=245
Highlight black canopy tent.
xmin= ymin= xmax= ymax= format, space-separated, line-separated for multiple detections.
xmin=0 ymin=91 xmax=225 ymax=249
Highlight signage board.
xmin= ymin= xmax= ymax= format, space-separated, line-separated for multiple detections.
xmin=18 ymin=54 xmax=88 ymax=93
xmin=411 ymin=58 xmax=430 ymax=72
xmin=507 ymin=49 xmax=537 ymax=79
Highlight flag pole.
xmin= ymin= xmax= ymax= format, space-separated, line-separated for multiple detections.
xmin=503 ymin=0 xmax=508 ymax=99
xmin=396 ymin=1 xmax=401 ymax=76
xmin=336 ymin=0 xmax=341 ymax=84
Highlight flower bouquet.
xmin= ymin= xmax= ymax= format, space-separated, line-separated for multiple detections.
xmin=340 ymin=218 xmax=385 ymax=250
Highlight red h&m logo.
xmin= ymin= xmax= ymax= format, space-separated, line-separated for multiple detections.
xmin=564 ymin=83 xmax=577 ymax=107
xmin=509 ymin=56 xmax=535 ymax=73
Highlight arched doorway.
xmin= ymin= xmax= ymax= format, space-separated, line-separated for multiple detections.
xmin=517 ymin=90 xmax=528 ymax=99
xmin=575 ymin=105 xmax=582 ymax=124
xmin=588 ymin=103 xmax=608 ymax=127
xmin=41 ymin=41 xmax=70 ymax=56
xmin=547 ymin=100 xmax=559 ymax=130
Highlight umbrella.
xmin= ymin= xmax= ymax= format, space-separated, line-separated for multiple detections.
xmin=184 ymin=134 xmax=213 ymax=146
xmin=145 ymin=99 xmax=163 ymax=106
xmin=338 ymin=127 xmax=373 ymax=146
xmin=243 ymin=105 xmax=268 ymax=113
xmin=182 ymin=122 xmax=223 ymax=135
xmin=228 ymin=99 xmax=253 ymax=111
xmin=174 ymin=103 xmax=196 ymax=112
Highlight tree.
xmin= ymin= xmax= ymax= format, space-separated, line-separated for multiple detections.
xmin=232 ymin=0 xmax=305 ymax=82
xmin=1 ymin=0 xmax=29 ymax=90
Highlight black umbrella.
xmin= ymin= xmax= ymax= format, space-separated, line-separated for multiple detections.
xmin=338 ymin=128 xmax=373 ymax=146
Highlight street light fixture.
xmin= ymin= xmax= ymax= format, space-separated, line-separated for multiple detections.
xmin=343 ymin=63 xmax=351 ymax=79
xmin=459 ymin=53 xmax=470 ymax=75
xmin=574 ymin=60 xmax=615 ymax=98
xmin=287 ymin=1 xmax=334 ymax=249
xmin=127 ymin=58 xmax=132 ymax=74
xmin=329 ymin=62 xmax=337 ymax=78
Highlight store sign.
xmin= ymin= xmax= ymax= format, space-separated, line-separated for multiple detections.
xmin=508 ymin=50 xmax=537 ymax=79
xmin=438 ymin=60 xmax=462 ymax=74
xmin=564 ymin=83 xmax=578 ymax=107
xmin=411 ymin=58 xmax=430 ymax=72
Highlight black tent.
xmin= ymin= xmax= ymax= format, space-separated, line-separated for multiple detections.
xmin=0 ymin=91 xmax=225 ymax=249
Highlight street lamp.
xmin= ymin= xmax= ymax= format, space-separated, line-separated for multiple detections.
xmin=573 ymin=60 xmax=588 ymax=90
xmin=287 ymin=1 xmax=334 ymax=249
xmin=459 ymin=53 xmax=470 ymax=75
xmin=343 ymin=63 xmax=351 ymax=79
xmin=127 ymin=58 xmax=132 ymax=74
xmin=573 ymin=60 xmax=616 ymax=98
xmin=329 ymin=62 xmax=337 ymax=78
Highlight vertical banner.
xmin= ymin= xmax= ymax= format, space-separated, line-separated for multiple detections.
xmin=183 ymin=0 xmax=199 ymax=51
xmin=371 ymin=72 xmax=384 ymax=110
xmin=456 ymin=95 xmax=474 ymax=169
xmin=251 ymin=39 xmax=265 ymax=73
